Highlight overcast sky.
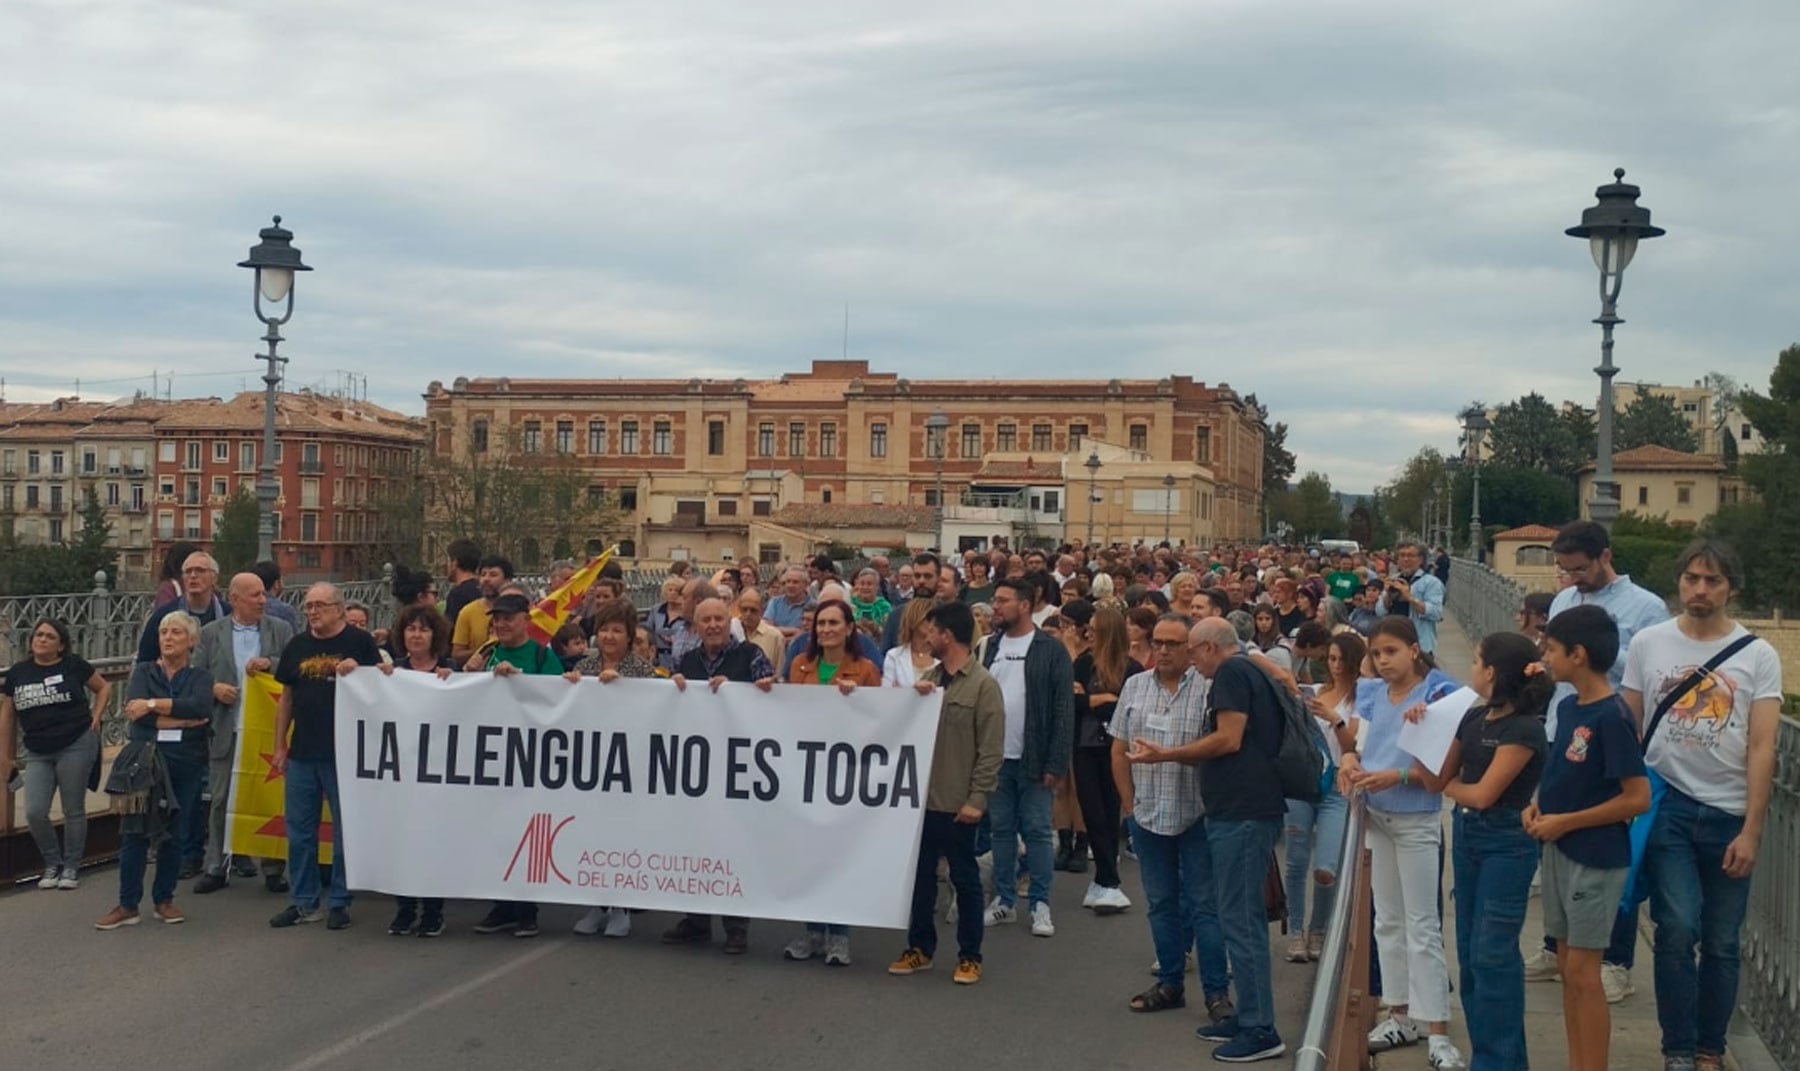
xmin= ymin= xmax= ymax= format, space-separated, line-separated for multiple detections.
xmin=3 ymin=1 xmax=1796 ymax=492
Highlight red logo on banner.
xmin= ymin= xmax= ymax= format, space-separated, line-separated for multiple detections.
xmin=503 ymin=813 xmax=574 ymax=884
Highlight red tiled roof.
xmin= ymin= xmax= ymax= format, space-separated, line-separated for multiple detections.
xmin=772 ymin=503 xmax=936 ymax=530
xmin=1579 ymin=445 xmax=1725 ymax=473
xmin=1493 ymin=524 xmax=1561 ymax=542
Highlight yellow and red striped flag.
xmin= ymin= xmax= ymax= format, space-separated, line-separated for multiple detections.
xmin=526 ymin=545 xmax=616 ymax=644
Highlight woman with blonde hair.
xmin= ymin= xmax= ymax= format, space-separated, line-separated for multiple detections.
xmin=881 ymin=597 xmax=938 ymax=688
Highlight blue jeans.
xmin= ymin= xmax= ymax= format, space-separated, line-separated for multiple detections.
xmin=1452 ymin=806 xmax=1537 ymax=1071
xmin=286 ymin=757 xmax=351 ymax=911
xmin=1131 ymin=816 xmax=1231 ymax=999
xmin=1284 ymin=792 xmax=1349 ymax=934
xmin=1646 ymin=787 xmax=1753 ymax=1059
xmin=1206 ymin=816 xmax=1282 ymax=1032
xmin=988 ymin=759 xmax=1054 ymax=908
xmin=118 ymin=746 xmax=205 ymax=910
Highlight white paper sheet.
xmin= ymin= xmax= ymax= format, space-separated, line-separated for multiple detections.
xmin=1396 ymin=686 xmax=1478 ymax=774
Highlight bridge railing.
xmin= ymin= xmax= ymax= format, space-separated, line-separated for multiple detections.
xmin=1445 ymin=556 xmax=1524 ymax=648
xmin=1293 ymin=797 xmax=1374 ymax=1071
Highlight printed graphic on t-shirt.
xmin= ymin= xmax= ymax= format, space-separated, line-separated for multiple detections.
xmin=8 ymin=675 xmax=71 ymax=711
xmin=1653 ymin=663 xmax=1738 ymax=751
xmin=297 ymin=654 xmax=341 ymax=680
xmin=1565 ymin=725 xmax=1592 ymax=763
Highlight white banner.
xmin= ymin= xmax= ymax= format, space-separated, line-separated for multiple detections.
xmin=334 ymin=671 xmax=941 ymax=928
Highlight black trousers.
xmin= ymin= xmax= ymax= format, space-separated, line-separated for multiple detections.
xmin=908 ymin=810 xmax=985 ymax=962
xmin=1070 ymin=745 xmax=1123 ymax=888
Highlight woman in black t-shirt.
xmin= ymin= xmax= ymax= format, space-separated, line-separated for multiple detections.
xmin=1410 ymin=631 xmax=1551 ymax=1071
xmin=1067 ymin=602 xmax=1142 ymax=913
xmin=0 ymin=618 xmax=110 ymax=889
xmin=370 ymin=602 xmax=457 ymax=937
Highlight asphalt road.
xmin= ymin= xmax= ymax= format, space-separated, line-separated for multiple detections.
xmin=1 ymin=851 xmax=1316 ymax=1071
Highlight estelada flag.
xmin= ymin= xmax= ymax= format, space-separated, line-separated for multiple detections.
xmin=526 ymin=545 xmax=616 ymax=644
xmin=225 ymin=671 xmax=332 ymax=864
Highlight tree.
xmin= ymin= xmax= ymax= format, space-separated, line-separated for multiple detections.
xmin=1452 ymin=463 xmax=1579 ymax=532
xmin=68 ymin=484 xmax=116 ymax=587
xmin=1376 ymin=447 xmax=1448 ymax=540
xmin=1347 ymin=498 xmax=1374 ymax=548
xmin=1704 ymin=371 xmax=1740 ymax=450
xmin=213 ymin=487 xmax=262 ymax=574
xmin=0 ymin=486 xmax=116 ymax=595
xmin=409 ymin=418 xmax=627 ymax=572
xmin=1278 ymin=472 xmax=1342 ymax=538
xmin=1243 ymin=393 xmax=1295 ymax=493
xmin=1713 ymin=343 xmax=1800 ymax=612
xmin=1487 ymin=393 xmax=1587 ymax=477
xmin=1615 ymin=392 xmax=1699 ymax=452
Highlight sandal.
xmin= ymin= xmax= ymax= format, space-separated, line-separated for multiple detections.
xmin=1129 ymin=982 xmax=1187 ymax=1012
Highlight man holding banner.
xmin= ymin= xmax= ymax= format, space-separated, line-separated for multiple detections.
xmin=269 ymin=583 xmax=382 ymax=931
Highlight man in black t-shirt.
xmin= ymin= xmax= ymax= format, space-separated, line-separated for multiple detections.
xmin=269 ymin=582 xmax=381 ymax=932
xmin=442 ymin=538 xmax=482 ymax=631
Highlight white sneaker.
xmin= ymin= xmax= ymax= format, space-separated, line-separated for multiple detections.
xmin=1522 ymin=947 xmax=1561 ymax=981
xmin=823 ymin=933 xmax=852 ymax=966
xmin=1091 ymin=886 xmax=1131 ymax=914
xmin=573 ymin=907 xmax=606 ymax=936
xmin=1601 ymin=962 xmax=1635 ymax=1003
xmin=38 ymin=870 xmax=60 ymax=890
xmin=983 ymin=898 xmax=1017 ymax=926
xmin=602 ymin=907 xmax=631 ymax=938
xmin=1081 ymin=880 xmax=1101 ymax=909
xmin=1367 ymin=1015 xmax=1421 ymax=1052
xmin=1029 ymin=901 xmax=1055 ymax=937
xmin=783 ymin=932 xmax=824 ymax=960
xmin=56 ymin=867 xmax=79 ymax=890
xmin=1427 ymin=1038 xmax=1467 ymax=1069
xmin=945 ymin=898 xmax=958 ymax=924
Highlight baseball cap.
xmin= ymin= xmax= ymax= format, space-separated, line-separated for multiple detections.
xmin=491 ymin=593 xmax=532 ymax=615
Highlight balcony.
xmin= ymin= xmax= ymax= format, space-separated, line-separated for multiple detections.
xmin=123 ymin=465 xmax=147 ymax=477
xmin=645 ymin=513 xmax=746 ymax=532
xmin=299 ymin=460 xmax=325 ymax=474
xmin=123 ymin=503 xmax=148 ymax=515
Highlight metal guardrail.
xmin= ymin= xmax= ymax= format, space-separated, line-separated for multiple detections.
xmin=1446 ymin=556 xmax=1524 ymax=648
xmin=1743 ymin=715 xmax=1800 ymax=1071
xmin=1294 ymin=796 xmax=1373 ymax=1071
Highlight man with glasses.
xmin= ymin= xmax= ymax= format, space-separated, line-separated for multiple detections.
xmin=269 ymin=583 xmax=381 ymax=932
xmin=137 ymin=551 xmax=227 ymax=663
xmin=451 ymin=554 xmax=513 ymax=664
xmin=1381 ymin=541 xmax=1446 ymax=656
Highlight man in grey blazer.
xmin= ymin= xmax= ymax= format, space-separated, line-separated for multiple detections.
xmin=193 ymin=571 xmax=295 ymax=894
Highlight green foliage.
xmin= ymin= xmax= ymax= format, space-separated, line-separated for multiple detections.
xmin=0 ymin=486 xmax=117 ymax=595
xmin=212 ymin=487 xmax=262 ymax=575
xmin=1616 ymin=392 xmax=1699 ymax=452
xmin=1374 ymin=447 xmax=1447 ymax=540
xmin=1487 ymin=392 xmax=1591 ymax=478
xmin=1703 ymin=343 xmax=1800 ymax=613
xmin=1452 ymin=463 xmax=1579 ymax=534
xmin=1243 ymin=394 xmax=1296 ymax=494
xmin=1606 ymin=512 xmax=1692 ymax=601
xmin=1269 ymin=471 xmax=1342 ymax=539
xmin=1347 ymin=499 xmax=1374 ymax=548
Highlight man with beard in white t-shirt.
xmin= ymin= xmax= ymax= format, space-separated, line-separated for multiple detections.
xmin=1623 ymin=540 xmax=1782 ymax=1071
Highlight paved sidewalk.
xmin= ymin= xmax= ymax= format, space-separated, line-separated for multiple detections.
xmin=1389 ymin=619 xmax=1771 ymax=1071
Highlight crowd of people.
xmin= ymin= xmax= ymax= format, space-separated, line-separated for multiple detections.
xmin=0 ymin=525 xmax=1782 ymax=1068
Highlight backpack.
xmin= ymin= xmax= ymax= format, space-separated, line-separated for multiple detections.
xmin=1251 ymin=661 xmax=1326 ymax=804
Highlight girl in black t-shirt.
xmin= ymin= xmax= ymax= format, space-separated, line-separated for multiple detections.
xmin=0 ymin=618 xmax=109 ymax=889
xmin=1410 ymin=631 xmax=1551 ymax=1071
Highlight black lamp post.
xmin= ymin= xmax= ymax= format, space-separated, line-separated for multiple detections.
xmin=237 ymin=216 xmax=312 ymax=562
xmin=1162 ymin=473 xmax=1175 ymax=547
xmin=1566 ymin=169 xmax=1664 ymax=531
xmin=1461 ymin=405 xmax=1490 ymax=559
xmin=925 ymin=407 xmax=949 ymax=551
xmin=1084 ymin=450 xmax=1102 ymax=547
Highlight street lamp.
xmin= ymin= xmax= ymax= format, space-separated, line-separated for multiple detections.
xmin=925 ymin=406 xmax=949 ymax=551
xmin=1461 ymin=405 xmax=1490 ymax=560
xmin=237 ymin=216 xmax=312 ymax=562
xmin=1084 ymin=449 xmax=1102 ymax=547
xmin=1162 ymin=473 xmax=1175 ymax=547
xmin=1567 ymin=169 xmax=1664 ymax=531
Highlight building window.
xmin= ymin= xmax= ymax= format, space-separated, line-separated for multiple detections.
xmin=821 ymin=487 xmax=832 ymax=504
xmin=81 ymin=449 xmax=97 ymax=475
xmin=869 ymin=422 xmax=887 ymax=458
xmin=996 ymin=424 xmax=1017 ymax=452
xmin=48 ymin=518 xmax=64 ymax=542
xmin=1637 ymin=485 xmax=1649 ymax=506
xmin=1070 ymin=423 xmax=1088 ymax=450
xmin=1129 ymin=424 xmax=1147 ymax=451
xmin=158 ymin=442 xmax=176 ymax=463
xmin=523 ymin=421 xmax=542 ymax=453
xmin=49 ymin=450 xmax=65 ymax=476
xmin=472 ymin=419 xmax=489 ymax=453
xmin=184 ymin=477 xmax=200 ymax=505
xmin=157 ymin=510 xmax=174 ymax=538
xmin=1676 ymin=485 xmax=1692 ymax=506
xmin=26 ymin=449 xmax=41 ymax=475
xmin=105 ymin=483 xmax=120 ymax=506
xmin=240 ymin=442 xmax=256 ymax=470
xmin=653 ymin=420 xmax=672 ymax=455
xmin=185 ymin=442 xmax=201 ymax=470
xmin=752 ymin=498 xmax=772 ymax=517
xmin=789 ymin=422 xmax=805 ymax=457
xmin=620 ymin=421 xmax=639 ymax=454
xmin=299 ymin=549 xmax=321 ymax=569
xmin=213 ymin=441 xmax=229 ymax=462
xmin=25 ymin=485 xmax=40 ymax=509
xmin=1031 ymin=424 xmax=1051 ymax=452
xmin=555 ymin=420 xmax=573 ymax=454
xmin=716 ymin=499 xmax=738 ymax=517
xmin=961 ymin=424 xmax=981 ymax=458
xmin=924 ymin=489 xmax=939 ymax=507
xmin=1195 ymin=426 xmax=1212 ymax=464
xmin=302 ymin=478 xmax=320 ymax=509
xmin=301 ymin=513 xmax=318 ymax=541
xmin=871 ymin=488 xmax=885 ymax=504
xmin=759 ymin=543 xmax=782 ymax=564
xmin=159 ymin=476 xmax=175 ymax=497
xmin=49 ymin=485 xmax=63 ymax=512
xmin=586 ymin=485 xmax=606 ymax=506
xmin=820 ymin=422 xmax=836 ymax=458
xmin=130 ymin=485 xmax=145 ymax=510
xmin=1044 ymin=490 xmax=1060 ymax=513
xmin=618 ymin=486 xmax=638 ymax=511
xmin=212 ymin=477 xmax=228 ymax=498
xmin=1742 ymin=423 xmax=1753 ymax=441
xmin=588 ymin=420 xmax=606 ymax=454
xmin=758 ymin=422 xmax=775 ymax=457
xmin=708 ymin=420 xmax=726 ymax=456
xmin=0 ymin=485 xmax=9 ymax=511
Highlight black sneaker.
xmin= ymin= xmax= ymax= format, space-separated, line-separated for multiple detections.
xmin=388 ymin=911 xmax=417 ymax=936
xmin=327 ymin=908 xmax=352 ymax=931
xmin=232 ymin=859 xmax=259 ymax=878
xmin=418 ymin=915 xmax=446 ymax=938
xmin=473 ymin=907 xmax=517 ymax=934
xmin=514 ymin=917 xmax=540 ymax=938
xmin=193 ymin=873 xmax=229 ymax=895
xmin=265 ymin=874 xmax=290 ymax=894
xmin=269 ymin=905 xmax=323 ymax=928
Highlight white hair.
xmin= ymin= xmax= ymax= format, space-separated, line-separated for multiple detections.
xmin=159 ymin=610 xmax=201 ymax=643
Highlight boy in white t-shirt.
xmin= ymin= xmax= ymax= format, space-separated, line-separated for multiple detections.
xmin=1621 ymin=540 xmax=1783 ymax=1071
